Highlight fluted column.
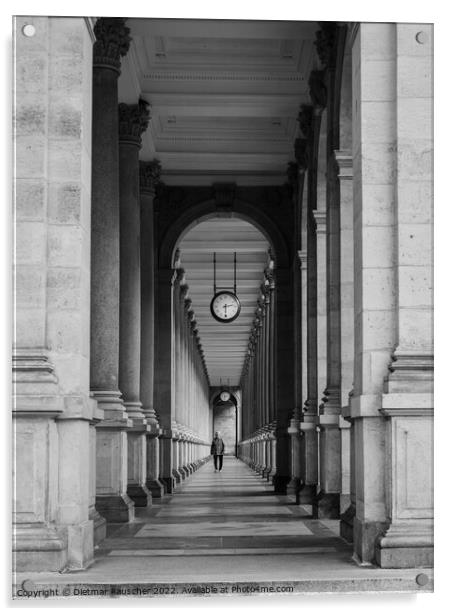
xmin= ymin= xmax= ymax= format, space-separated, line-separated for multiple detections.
xmin=91 ymin=18 xmax=135 ymax=524
xmin=140 ymin=160 xmax=164 ymax=499
xmin=118 ymin=99 xmax=152 ymax=507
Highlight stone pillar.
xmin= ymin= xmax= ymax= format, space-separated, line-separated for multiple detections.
xmin=273 ymin=267 xmax=297 ymax=494
xmin=13 ymin=17 xmax=100 ymax=570
xmin=376 ymin=23 xmax=433 ymax=568
xmin=118 ymin=100 xmax=152 ymax=507
xmin=299 ymin=248 xmax=317 ymax=504
xmin=335 ymin=150 xmax=355 ymax=535
xmin=154 ymin=266 xmax=175 ymax=492
xmin=139 ymin=160 xmax=164 ymax=499
xmin=89 ymin=17 xmax=134 ymax=524
xmin=350 ymin=23 xmax=396 ymax=563
xmin=313 ymin=209 xmax=341 ymax=517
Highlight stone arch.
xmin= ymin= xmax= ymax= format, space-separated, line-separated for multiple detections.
xmin=158 ymin=198 xmax=290 ymax=270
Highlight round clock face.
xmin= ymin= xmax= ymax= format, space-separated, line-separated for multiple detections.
xmin=220 ymin=391 xmax=231 ymax=402
xmin=210 ymin=291 xmax=241 ymax=323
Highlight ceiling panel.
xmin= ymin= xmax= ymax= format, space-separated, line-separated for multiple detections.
xmin=118 ymin=18 xmax=319 ymax=184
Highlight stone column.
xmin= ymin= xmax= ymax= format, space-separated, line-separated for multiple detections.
xmin=273 ymin=267 xmax=297 ymax=494
xmin=89 ymin=17 xmax=134 ymax=524
xmin=313 ymin=209 xmax=340 ymax=518
xmin=13 ymin=17 xmax=101 ymax=569
xmin=118 ymin=100 xmax=152 ymax=507
xmin=335 ymin=150 xmax=355 ymax=535
xmin=349 ymin=23 xmax=396 ymax=563
xmin=139 ymin=160 xmax=164 ymax=499
xmin=376 ymin=23 xmax=433 ymax=568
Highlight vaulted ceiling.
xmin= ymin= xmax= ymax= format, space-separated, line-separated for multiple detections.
xmin=118 ymin=18 xmax=319 ymax=185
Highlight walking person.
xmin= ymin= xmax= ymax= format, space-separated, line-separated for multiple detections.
xmin=210 ymin=431 xmax=225 ymax=472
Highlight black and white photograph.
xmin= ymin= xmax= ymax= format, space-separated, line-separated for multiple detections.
xmin=9 ymin=0 xmax=439 ymax=606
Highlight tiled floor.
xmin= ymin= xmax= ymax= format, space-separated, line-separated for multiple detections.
xmin=14 ymin=458 xmax=433 ymax=594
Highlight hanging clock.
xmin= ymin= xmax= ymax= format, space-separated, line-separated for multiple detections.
xmin=210 ymin=290 xmax=241 ymax=323
xmin=220 ymin=390 xmax=231 ymax=402
xmin=210 ymin=252 xmax=241 ymax=323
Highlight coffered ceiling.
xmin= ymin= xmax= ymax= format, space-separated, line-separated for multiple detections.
xmin=118 ymin=17 xmax=319 ymax=185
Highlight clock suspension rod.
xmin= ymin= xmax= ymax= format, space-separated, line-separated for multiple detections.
xmin=213 ymin=252 xmax=217 ymax=295
xmin=234 ymin=252 xmax=237 ymax=295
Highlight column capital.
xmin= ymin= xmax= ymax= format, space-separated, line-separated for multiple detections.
xmin=139 ymin=159 xmax=162 ymax=195
xmin=93 ymin=17 xmax=131 ymax=73
xmin=297 ymin=104 xmax=314 ymax=140
xmin=294 ymin=138 xmax=309 ymax=173
xmin=308 ymin=69 xmax=327 ymax=113
xmin=118 ymin=99 xmax=150 ymax=147
xmin=314 ymin=22 xmax=337 ymax=68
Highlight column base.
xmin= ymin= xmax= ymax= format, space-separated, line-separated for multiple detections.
xmin=340 ymin=504 xmax=355 ymax=543
xmin=95 ymin=493 xmax=135 ymax=523
xmin=177 ymin=466 xmax=187 ymax=480
xmin=182 ymin=465 xmax=191 ymax=476
xmin=127 ymin=483 xmax=152 ymax=507
xmin=89 ymin=506 xmax=107 ymax=546
xmin=161 ymin=476 xmax=175 ymax=493
xmin=273 ymin=475 xmax=291 ymax=494
xmin=353 ymin=517 xmax=388 ymax=565
xmin=66 ymin=520 xmax=95 ymax=570
xmin=286 ymin=477 xmax=302 ymax=498
xmin=297 ymin=483 xmax=317 ymax=505
xmin=146 ymin=478 xmax=165 ymax=499
xmin=13 ymin=525 xmax=67 ymax=572
xmin=375 ymin=523 xmax=433 ymax=568
xmin=172 ymin=469 xmax=182 ymax=484
xmin=313 ymin=490 xmax=340 ymax=519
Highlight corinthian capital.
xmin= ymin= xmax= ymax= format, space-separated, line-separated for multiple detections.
xmin=297 ymin=104 xmax=313 ymax=140
xmin=93 ymin=17 xmax=131 ymax=72
xmin=139 ymin=159 xmax=162 ymax=194
xmin=118 ymin=99 xmax=150 ymax=146
xmin=309 ymin=70 xmax=327 ymax=112
xmin=314 ymin=22 xmax=337 ymax=68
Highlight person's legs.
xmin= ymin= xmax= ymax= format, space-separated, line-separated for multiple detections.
xmin=213 ymin=454 xmax=218 ymax=470
xmin=219 ymin=455 xmax=223 ymax=471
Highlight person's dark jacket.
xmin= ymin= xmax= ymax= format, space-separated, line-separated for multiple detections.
xmin=210 ymin=437 xmax=225 ymax=455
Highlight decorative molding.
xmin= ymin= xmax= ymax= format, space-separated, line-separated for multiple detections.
xmin=334 ymin=149 xmax=353 ymax=179
xmin=118 ymin=99 xmax=151 ymax=146
xmin=313 ymin=209 xmax=327 ymax=234
xmin=143 ymin=72 xmax=306 ymax=83
xmin=93 ymin=17 xmax=131 ymax=73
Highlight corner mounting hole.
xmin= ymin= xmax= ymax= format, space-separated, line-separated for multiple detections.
xmin=22 ymin=24 xmax=36 ymax=37
xmin=415 ymin=31 xmax=427 ymax=44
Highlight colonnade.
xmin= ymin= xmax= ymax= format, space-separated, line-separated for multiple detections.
xmin=13 ymin=16 xmax=433 ymax=573
xmin=238 ymin=261 xmax=276 ymax=481
xmin=239 ymin=22 xmax=433 ymax=568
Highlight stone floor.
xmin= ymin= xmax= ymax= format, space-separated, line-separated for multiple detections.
xmin=14 ymin=458 xmax=433 ymax=597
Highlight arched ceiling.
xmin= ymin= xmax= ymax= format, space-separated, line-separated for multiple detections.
xmin=178 ymin=218 xmax=269 ymax=386
xmin=118 ymin=18 xmax=319 ymax=185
